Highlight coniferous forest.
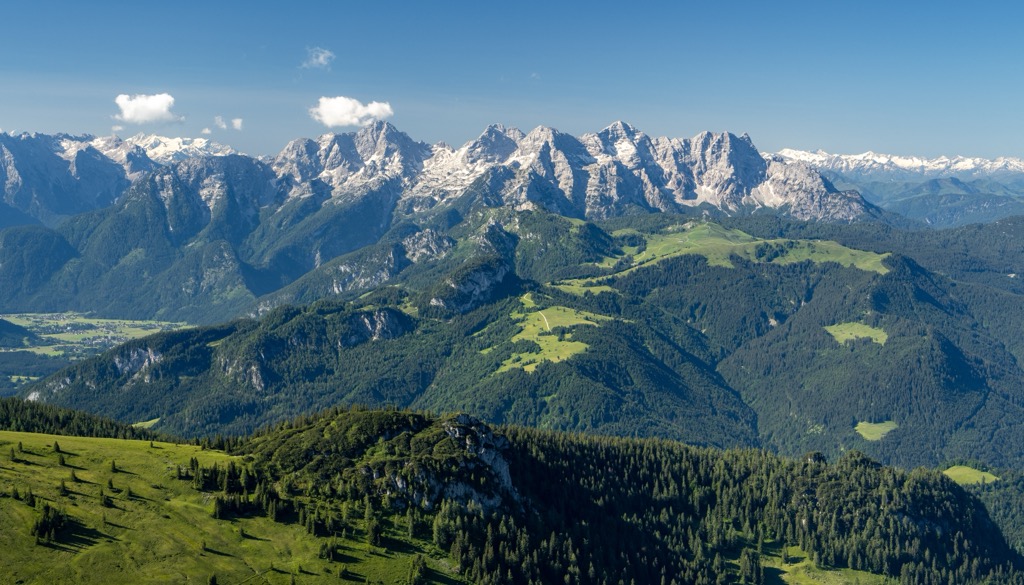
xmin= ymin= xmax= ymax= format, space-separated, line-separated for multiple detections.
xmin=5 ymin=401 xmax=1023 ymax=584
xmin=127 ymin=407 xmax=1024 ymax=584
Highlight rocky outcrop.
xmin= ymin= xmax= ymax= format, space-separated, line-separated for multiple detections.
xmin=340 ymin=308 xmax=413 ymax=347
xmin=401 ymin=229 xmax=454 ymax=263
xmin=429 ymin=256 xmax=513 ymax=315
xmin=113 ymin=347 xmax=162 ymax=377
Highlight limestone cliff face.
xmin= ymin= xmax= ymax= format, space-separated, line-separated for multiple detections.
xmin=341 ymin=308 xmax=413 ymax=347
xmin=430 ymin=257 xmax=513 ymax=315
xmin=268 ymin=121 xmax=874 ymax=223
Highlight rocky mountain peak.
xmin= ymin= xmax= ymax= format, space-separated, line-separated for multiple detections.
xmin=600 ymin=120 xmax=641 ymax=140
xmin=464 ymin=124 xmax=522 ymax=165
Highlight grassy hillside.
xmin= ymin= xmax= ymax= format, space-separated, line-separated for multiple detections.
xmin=494 ymin=294 xmax=612 ymax=373
xmin=555 ymin=221 xmax=889 ymax=295
xmin=825 ymin=322 xmax=889 ymax=345
xmin=0 ymin=429 xmax=460 ymax=584
xmin=2 ymin=405 xmax=1023 ymax=584
xmin=855 ymin=421 xmax=898 ymax=441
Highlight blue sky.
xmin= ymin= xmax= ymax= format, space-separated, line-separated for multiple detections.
xmin=2 ymin=0 xmax=1022 ymax=158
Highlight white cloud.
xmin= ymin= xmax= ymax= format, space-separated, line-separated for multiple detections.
xmin=231 ymin=118 xmax=243 ymax=131
xmin=214 ymin=116 xmax=227 ymax=129
xmin=201 ymin=127 xmax=212 ymax=135
xmin=309 ymin=96 xmax=393 ymax=128
xmin=302 ymin=47 xmax=335 ymax=69
xmin=114 ymin=93 xmax=183 ymax=124
xmin=111 ymin=125 xmax=124 ymax=132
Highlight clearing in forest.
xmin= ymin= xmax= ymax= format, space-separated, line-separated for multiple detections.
xmin=495 ymin=296 xmax=612 ymax=373
xmin=943 ymin=465 xmax=1000 ymax=486
xmin=855 ymin=420 xmax=899 ymax=441
xmin=826 ymin=322 xmax=889 ymax=346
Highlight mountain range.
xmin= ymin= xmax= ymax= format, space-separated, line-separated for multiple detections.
xmin=7 ymin=123 xmax=1024 ymax=473
xmin=0 ymin=122 xmax=882 ymax=323
xmin=778 ymin=148 xmax=1024 ymax=226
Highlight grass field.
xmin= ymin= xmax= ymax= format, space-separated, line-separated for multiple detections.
xmin=694 ymin=537 xmax=892 ymax=584
xmin=943 ymin=465 xmax=1000 ymax=486
xmin=759 ymin=541 xmax=887 ymax=584
xmin=496 ymin=296 xmax=612 ymax=373
xmin=0 ymin=430 xmax=462 ymax=584
xmin=555 ymin=223 xmax=890 ymax=295
xmin=825 ymin=323 xmax=889 ymax=346
xmin=855 ymin=421 xmax=898 ymax=441
xmin=551 ymin=279 xmax=617 ymax=296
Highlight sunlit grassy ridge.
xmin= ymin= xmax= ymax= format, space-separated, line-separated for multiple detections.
xmin=0 ymin=430 xmax=460 ymax=584
xmin=555 ymin=222 xmax=890 ymax=295
xmin=763 ymin=543 xmax=887 ymax=584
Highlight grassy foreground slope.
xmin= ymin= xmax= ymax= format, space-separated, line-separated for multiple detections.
xmin=0 ymin=429 xmax=459 ymax=585
xmin=2 ymin=403 xmax=1024 ymax=584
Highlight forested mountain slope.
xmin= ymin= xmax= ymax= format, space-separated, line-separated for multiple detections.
xmin=24 ymin=212 xmax=1024 ymax=470
xmin=3 ymin=404 xmax=1022 ymax=584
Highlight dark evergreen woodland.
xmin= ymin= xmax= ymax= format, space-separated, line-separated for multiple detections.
xmin=212 ymin=407 xmax=1024 ymax=584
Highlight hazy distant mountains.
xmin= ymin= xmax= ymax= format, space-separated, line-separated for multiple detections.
xmin=778 ymin=148 xmax=1024 ymax=226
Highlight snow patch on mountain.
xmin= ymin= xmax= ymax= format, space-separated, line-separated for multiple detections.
xmin=116 ymin=133 xmax=238 ymax=165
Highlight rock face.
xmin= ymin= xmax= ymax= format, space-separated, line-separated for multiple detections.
xmin=273 ymin=120 xmax=433 ymax=200
xmin=113 ymin=347 xmax=162 ymax=377
xmin=1 ymin=123 xmax=877 ymax=231
xmin=370 ymin=121 xmax=874 ymax=222
xmin=430 ymin=257 xmax=513 ymax=315
xmin=0 ymin=131 xmax=234 ymax=227
xmin=341 ymin=308 xmax=413 ymax=347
